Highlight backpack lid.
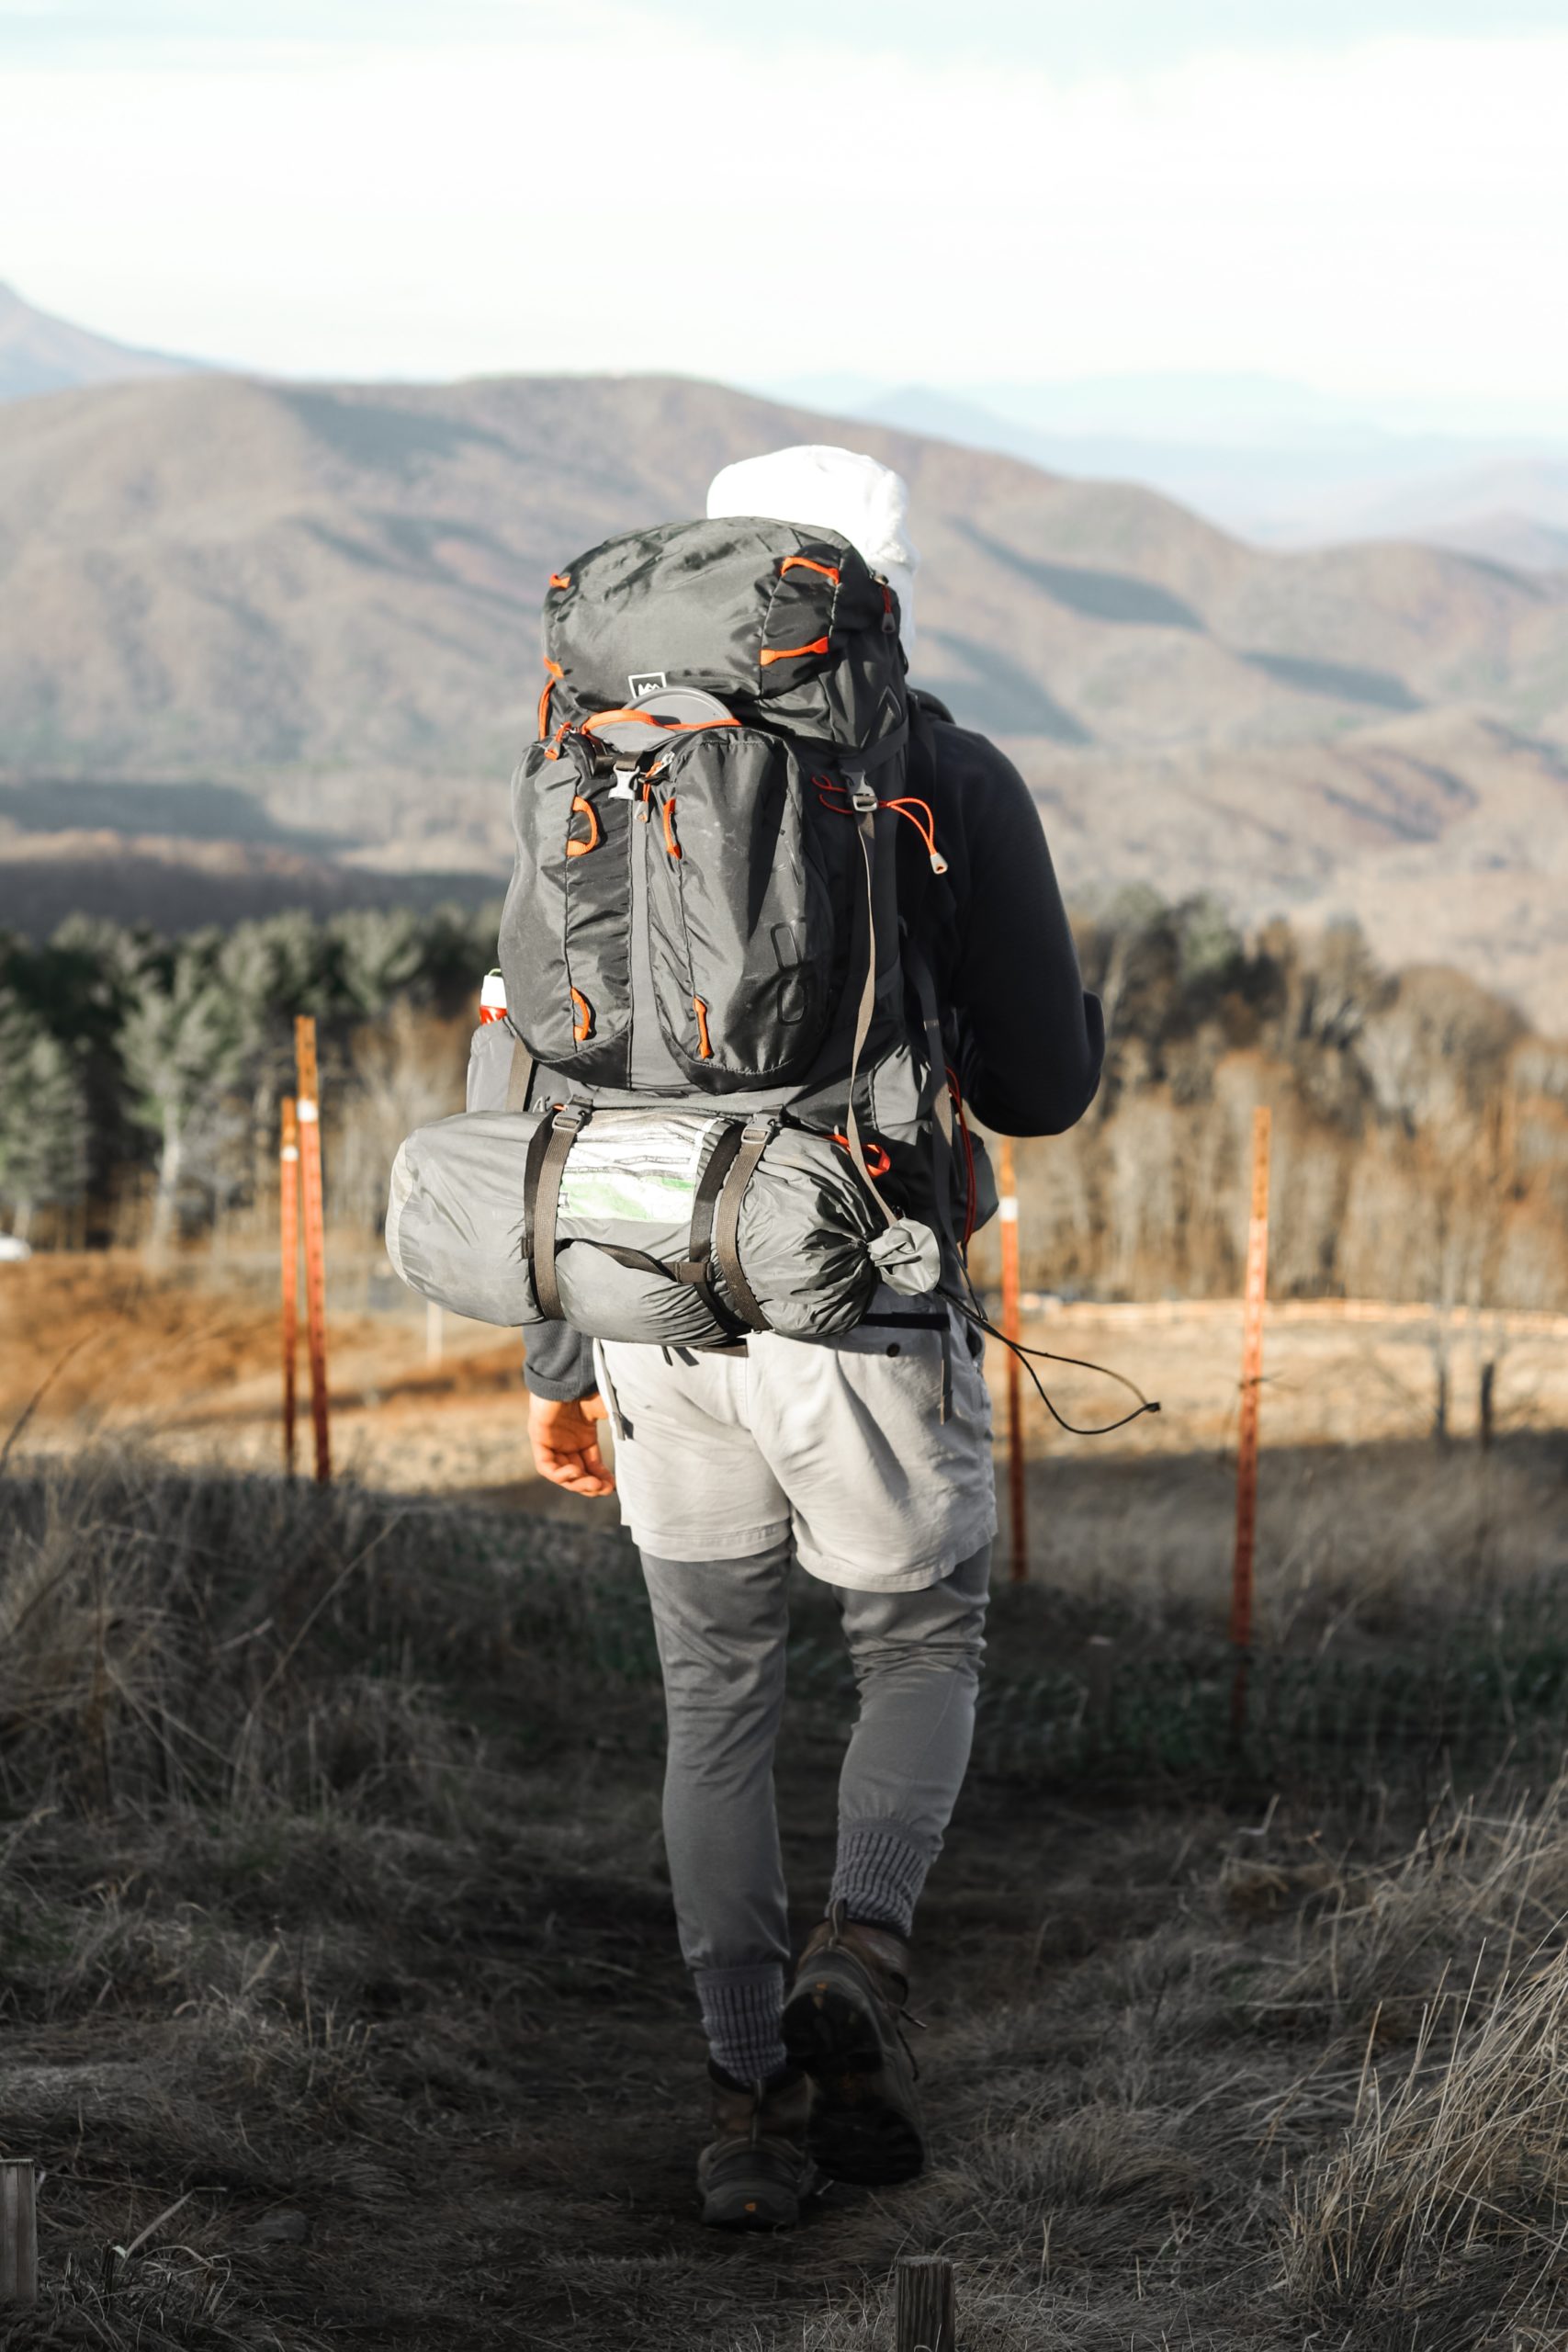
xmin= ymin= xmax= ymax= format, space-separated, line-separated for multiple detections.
xmin=586 ymin=684 xmax=734 ymax=754
xmin=542 ymin=516 xmax=907 ymax=756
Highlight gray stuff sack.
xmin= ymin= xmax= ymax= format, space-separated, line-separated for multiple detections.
xmin=385 ymin=1102 xmax=886 ymax=1345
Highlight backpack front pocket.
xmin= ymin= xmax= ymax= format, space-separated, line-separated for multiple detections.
xmin=643 ymin=728 xmax=857 ymax=1090
xmin=499 ymin=740 xmax=634 ymax=1082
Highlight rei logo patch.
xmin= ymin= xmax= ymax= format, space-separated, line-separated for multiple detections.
xmin=627 ymin=671 xmax=668 ymax=698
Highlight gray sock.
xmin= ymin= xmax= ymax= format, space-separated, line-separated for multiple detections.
xmin=829 ymin=1822 xmax=931 ymax=1940
xmin=694 ymin=1962 xmax=787 ymax=2082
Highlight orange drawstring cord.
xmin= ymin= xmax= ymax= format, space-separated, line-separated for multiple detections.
xmin=829 ymin=1130 xmax=892 ymax=1179
xmin=881 ymin=797 xmax=947 ymax=873
xmin=813 ymin=779 xmax=949 ymax=876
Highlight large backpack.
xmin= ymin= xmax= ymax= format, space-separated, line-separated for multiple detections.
xmin=386 ymin=516 xmax=987 ymax=1348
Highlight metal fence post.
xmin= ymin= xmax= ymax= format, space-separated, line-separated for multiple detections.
xmin=279 ymin=1094 xmax=299 ymax=1476
xmin=294 ymin=1018 xmax=332 ymax=1485
xmin=1231 ymin=1104 xmax=1272 ymax=1741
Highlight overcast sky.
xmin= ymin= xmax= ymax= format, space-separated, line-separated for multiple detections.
xmin=4 ymin=1 xmax=1567 ymax=413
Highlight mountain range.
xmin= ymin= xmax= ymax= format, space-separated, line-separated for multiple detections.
xmin=6 ymin=279 xmax=1568 ymax=575
xmin=1 ymin=365 xmax=1566 ymax=1024
xmin=0 ymin=280 xmax=201 ymax=403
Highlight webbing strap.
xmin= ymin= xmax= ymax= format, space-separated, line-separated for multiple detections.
xmin=505 ymin=1033 xmax=535 ymax=1114
xmin=712 ymin=1120 xmax=774 ymax=1331
xmin=908 ymin=944 xmax=957 ymax=1261
xmin=684 ymin=1122 xmax=745 ymax=1273
xmin=520 ymin=1107 xmax=558 ymax=1272
xmin=670 ymin=1123 xmax=750 ymax=1340
xmin=575 ymin=1239 xmax=669 ymax=1279
xmin=840 ymin=715 xmax=909 ymax=779
xmin=527 ymin=1105 xmax=585 ymax=1322
xmin=842 ymin=808 xmax=897 ymax=1228
xmin=834 ymin=709 xmax=914 ymax=1224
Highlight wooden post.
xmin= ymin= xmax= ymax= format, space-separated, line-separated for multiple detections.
xmin=1479 ymin=1358 xmax=1495 ymax=1450
xmin=426 ymin=1300 xmax=444 ymax=1367
xmin=1 ymin=2159 xmax=38 ymax=2303
xmin=280 ymin=1096 xmax=299 ymax=1476
xmin=1231 ymin=1105 xmax=1271 ymax=1742
xmin=896 ymin=2255 xmax=956 ymax=2352
xmin=293 ymin=1018 xmax=332 ymax=1486
xmin=998 ymin=1137 xmax=1028 ymax=1582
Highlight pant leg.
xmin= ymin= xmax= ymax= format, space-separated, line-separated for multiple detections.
xmin=829 ymin=1543 xmax=992 ymax=1937
xmin=640 ymin=1537 xmax=796 ymax=2078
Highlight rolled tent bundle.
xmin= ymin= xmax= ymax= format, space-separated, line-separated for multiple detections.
xmin=385 ymin=1105 xmax=885 ymax=1344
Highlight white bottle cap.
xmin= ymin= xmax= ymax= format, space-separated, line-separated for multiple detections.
xmin=479 ymin=968 xmax=507 ymax=1012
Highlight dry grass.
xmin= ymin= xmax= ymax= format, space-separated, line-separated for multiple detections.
xmin=3 ymin=1444 xmax=1568 ymax=2349
xmin=1283 ymin=1946 xmax=1568 ymax=2346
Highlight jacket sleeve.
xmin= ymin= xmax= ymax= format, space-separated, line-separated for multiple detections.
xmin=943 ymin=729 xmax=1104 ymax=1136
xmin=523 ymin=1321 xmax=598 ymax=1401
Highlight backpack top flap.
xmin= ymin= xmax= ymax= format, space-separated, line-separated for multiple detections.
xmin=540 ymin=517 xmax=907 ymax=753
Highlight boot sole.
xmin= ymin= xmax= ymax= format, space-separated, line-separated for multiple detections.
xmin=783 ymin=1975 xmax=926 ymax=2187
xmin=700 ymin=2178 xmax=801 ymax=2230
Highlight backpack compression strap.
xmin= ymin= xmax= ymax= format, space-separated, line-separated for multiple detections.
xmin=906 ymin=943 xmax=958 ymax=1263
xmin=708 ymin=1119 xmax=774 ymax=1330
xmin=524 ymin=1104 xmax=586 ymax=1321
xmin=829 ymin=716 xmax=912 ymax=1226
xmin=669 ymin=1121 xmax=758 ymax=1336
xmin=505 ymin=1036 xmax=535 ymax=1113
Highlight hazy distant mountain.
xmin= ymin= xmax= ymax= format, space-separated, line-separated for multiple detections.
xmin=1299 ymin=456 xmax=1568 ymax=574
xmin=781 ymin=375 xmax=1568 ymax=573
xmin=773 ymin=369 xmax=1568 ymax=447
xmin=1 ymin=368 xmax=1565 ymax=1023
xmin=0 ymin=281 xmax=204 ymax=401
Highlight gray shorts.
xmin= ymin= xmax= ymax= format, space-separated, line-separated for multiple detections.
xmin=595 ymin=1287 xmax=996 ymax=1593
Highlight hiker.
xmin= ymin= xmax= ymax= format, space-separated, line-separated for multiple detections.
xmin=521 ymin=447 xmax=1104 ymax=2226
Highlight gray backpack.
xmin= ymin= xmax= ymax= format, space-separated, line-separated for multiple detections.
xmin=387 ymin=516 xmax=989 ymax=1346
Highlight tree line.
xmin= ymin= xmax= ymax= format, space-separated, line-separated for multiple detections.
xmin=1 ymin=895 xmax=1563 ymax=1310
xmin=1028 ymin=890 xmax=1568 ymax=1312
xmin=0 ymin=907 xmax=495 ymax=1246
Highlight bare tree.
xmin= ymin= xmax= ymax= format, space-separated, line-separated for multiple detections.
xmin=332 ymin=1001 xmax=468 ymax=1234
xmin=118 ymin=939 xmax=257 ymax=1250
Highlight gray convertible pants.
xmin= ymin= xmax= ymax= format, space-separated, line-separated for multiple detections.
xmin=640 ymin=1537 xmax=990 ymax=2080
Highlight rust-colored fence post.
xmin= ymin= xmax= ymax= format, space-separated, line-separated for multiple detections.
xmin=293 ymin=1018 xmax=332 ymax=1486
xmin=1 ymin=2158 xmax=38 ymax=2303
xmin=279 ymin=1096 xmax=299 ymax=1476
xmin=1231 ymin=1104 xmax=1272 ymax=1742
xmin=998 ymin=1136 xmax=1028 ymax=1582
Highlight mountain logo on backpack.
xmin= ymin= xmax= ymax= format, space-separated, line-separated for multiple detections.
xmin=627 ymin=671 xmax=668 ymax=697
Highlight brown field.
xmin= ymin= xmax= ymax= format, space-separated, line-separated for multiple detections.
xmin=6 ymin=1246 xmax=1566 ymax=1514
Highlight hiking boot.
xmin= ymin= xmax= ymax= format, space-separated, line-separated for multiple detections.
xmin=696 ymin=2062 xmax=817 ymax=2229
xmin=781 ymin=1900 xmax=926 ymax=2185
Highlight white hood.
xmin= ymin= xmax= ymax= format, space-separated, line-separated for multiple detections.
xmin=706 ymin=444 xmax=919 ymax=657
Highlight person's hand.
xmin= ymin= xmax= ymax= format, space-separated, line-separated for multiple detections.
xmin=528 ymin=1392 xmax=614 ymax=1498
